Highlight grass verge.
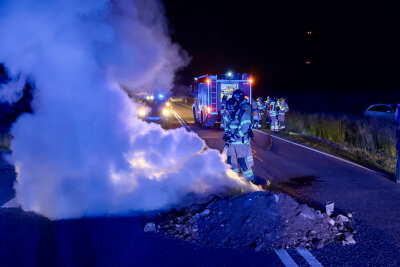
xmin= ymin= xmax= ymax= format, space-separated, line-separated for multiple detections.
xmin=0 ymin=132 xmax=12 ymax=151
xmin=261 ymin=112 xmax=397 ymax=175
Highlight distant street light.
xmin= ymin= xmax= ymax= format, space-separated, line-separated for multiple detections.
xmin=227 ymin=71 xmax=233 ymax=77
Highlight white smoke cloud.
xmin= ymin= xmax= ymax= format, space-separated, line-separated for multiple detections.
xmin=0 ymin=0 xmax=250 ymax=219
xmin=0 ymin=74 xmax=26 ymax=104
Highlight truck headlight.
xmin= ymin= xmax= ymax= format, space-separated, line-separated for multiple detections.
xmin=139 ymin=109 xmax=147 ymax=117
xmin=162 ymin=109 xmax=170 ymax=116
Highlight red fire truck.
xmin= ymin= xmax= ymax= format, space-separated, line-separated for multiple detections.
xmin=190 ymin=73 xmax=253 ymax=127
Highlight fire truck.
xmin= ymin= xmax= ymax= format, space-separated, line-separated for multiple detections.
xmin=190 ymin=73 xmax=253 ymax=127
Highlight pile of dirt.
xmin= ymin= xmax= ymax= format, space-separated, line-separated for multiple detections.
xmin=149 ymin=191 xmax=356 ymax=251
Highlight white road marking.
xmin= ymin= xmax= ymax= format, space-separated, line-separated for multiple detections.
xmin=1 ymin=197 xmax=20 ymax=208
xmin=171 ymin=109 xmax=187 ymax=130
xmin=274 ymin=249 xmax=299 ymax=267
xmin=171 ymin=108 xmax=191 ymax=132
xmin=255 ymin=129 xmax=377 ymax=174
xmin=295 ymin=248 xmax=324 ymax=267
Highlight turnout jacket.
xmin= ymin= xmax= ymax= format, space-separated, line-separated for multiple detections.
xmin=278 ymin=101 xmax=289 ymax=115
xmin=227 ymin=108 xmax=252 ymax=145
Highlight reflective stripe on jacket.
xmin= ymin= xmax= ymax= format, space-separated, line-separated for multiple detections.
xmin=269 ymin=101 xmax=277 ymax=116
xmin=228 ymin=109 xmax=252 ymax=145
xmin=278 ymin=102 xmax=289 ymax=115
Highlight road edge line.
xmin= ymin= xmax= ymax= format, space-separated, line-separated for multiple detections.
xmin=175 ymin=110 xmax=190 ymax=130
xmin=171 ymin=109 xmax=191 ymax=132
xmin=274 ymin=249 xmax=299 ymax=267
xmin=254 ymin=129 xmax=377 ymax=174
xmin=295 ymin=248 xmax=324 ymax=267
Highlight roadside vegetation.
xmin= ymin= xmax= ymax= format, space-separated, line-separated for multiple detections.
xmin=0 ymin=132 xmax=12 ymax=151
xmin=275 ymin=112 xmax=397 ymax=174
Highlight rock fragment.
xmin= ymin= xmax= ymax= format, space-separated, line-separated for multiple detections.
xmin=325 ymin=202 xmax=334 ymax=216
xmin=144 ymin=222 xmax=156 ymax=233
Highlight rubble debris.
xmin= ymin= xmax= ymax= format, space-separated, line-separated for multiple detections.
xmin=155 ymin=191 xmax=356 ymax=251
xmin=144 ymin=222 xmax=156 ymax=233
xmin=325 ymin=201 xmax=334 ymax=216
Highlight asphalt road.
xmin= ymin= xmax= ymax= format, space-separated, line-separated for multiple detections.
xmin=170 ymin=101 xmax=400 ymax=266
xmin=1 ymin=101 xmax=400 ymax=266
xmin=0 ymin=120 xmax=286 ymax=266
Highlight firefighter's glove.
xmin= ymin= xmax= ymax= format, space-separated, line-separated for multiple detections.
xmin=229 ymin=136 xmax=238 ymax=142
xmin=223 ymin=133 xmax=231 ymax=142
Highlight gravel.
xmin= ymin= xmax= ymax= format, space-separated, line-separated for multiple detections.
xmin=148 ymin=191 xmax=356 ymax=251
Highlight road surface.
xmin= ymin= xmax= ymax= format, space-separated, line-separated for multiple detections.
xmin=1 ymin=100 xmax=400 ymax=266
xmin=170 ymin=100 xmax=400 ymax=266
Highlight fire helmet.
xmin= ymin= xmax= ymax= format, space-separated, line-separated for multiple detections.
xmin=232 ymin=89 xmax=245 ymax=103
xmin=226 ymin=97 xmax=239 ymax=114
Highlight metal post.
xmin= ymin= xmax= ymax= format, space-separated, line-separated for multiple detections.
xmin=207 ymin=79 xmax=210 ymax=107
xmin=249 ymin=81 xmax=252 ymax=104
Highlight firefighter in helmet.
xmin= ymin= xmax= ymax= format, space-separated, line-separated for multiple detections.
xmin=277 ymin=98 xmax=289 ymax=130
xmin=251 ymin=98 xmax=261 ymax=129
xmin=220 ymin=95 xmax=228 ymax=129
xmin=224 ymin=91 xmax=255 ymax=182
xmin=265 ymin=96 xmax=271 ymax=129
xmin=269 ymin=97 xmax=279 ymax=132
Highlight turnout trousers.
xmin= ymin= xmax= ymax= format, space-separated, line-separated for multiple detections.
xmin=278 ymin=114 xmax=285 ymax=129
xmin=270 ymin=114 xmax=278 ymax=132
xmin=227 ymin=143 xmax=255 ymax=181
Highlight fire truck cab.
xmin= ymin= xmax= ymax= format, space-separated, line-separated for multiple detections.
xmin=190 ymin=73 xmax=253 ymax=127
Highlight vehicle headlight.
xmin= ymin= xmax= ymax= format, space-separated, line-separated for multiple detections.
xmin=139 ymin=109 xmax=147 ymax=117
xmin=162 ymin=109 xmax=170 ymax=116
xmin=165 ymin=102 xmax=171 ymax=107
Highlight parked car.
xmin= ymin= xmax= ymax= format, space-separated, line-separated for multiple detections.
xmin=364 ymin=104 xmax=397 ymax=120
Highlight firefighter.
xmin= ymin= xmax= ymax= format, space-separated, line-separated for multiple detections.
xmin=277 ymin=98 xmax=289 ymax=130
xmin=251 ymin=98 xmax=261 ymax=129
xmin=220 ymin=95 xmax=228 ymax=129
xmin=224 ymin=93 xmax=255 ymax=182
xmin=232 ymin=89 xmax=254 ymax=168
xmin=264 ymin=96 xmax=271 ymax=129
xmin=258 ymin=97 xmax=266 ymax=128
xmin=269 ymin=97 xmax=279 ymax=132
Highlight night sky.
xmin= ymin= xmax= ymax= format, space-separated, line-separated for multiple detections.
xmin=163 ymin=0 xmax=400 ymax=113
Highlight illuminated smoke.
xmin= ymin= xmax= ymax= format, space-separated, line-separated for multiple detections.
xmin=0 ymin=0 xmax=249 ymax=219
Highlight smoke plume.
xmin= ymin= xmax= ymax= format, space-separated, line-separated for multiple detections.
xmin=0 ymin=0 xmax=249 ymax=219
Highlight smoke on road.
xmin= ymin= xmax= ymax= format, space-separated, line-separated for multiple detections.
xmin=0 ymin=0 xmax=250 ymax=219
